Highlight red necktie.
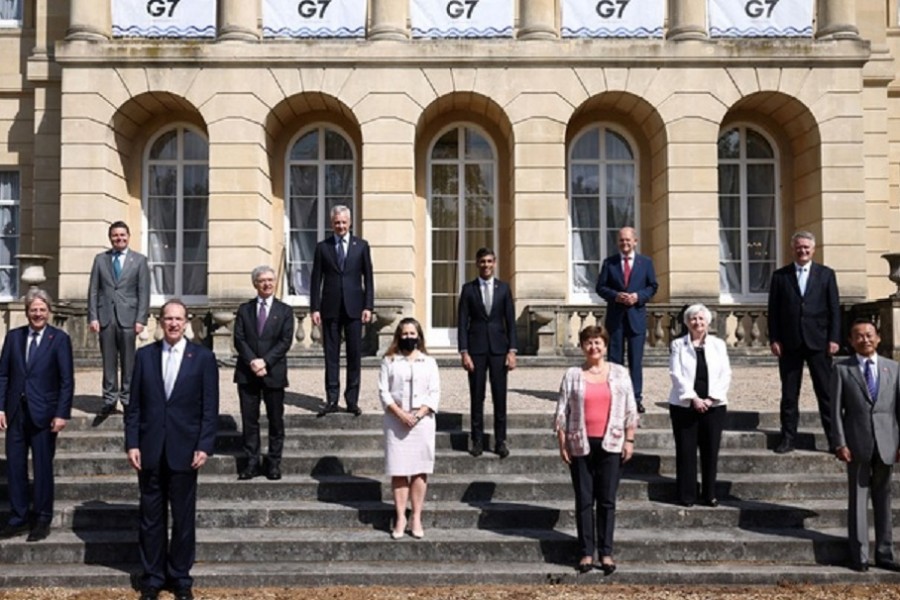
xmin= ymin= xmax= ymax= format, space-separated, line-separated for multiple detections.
xmin=623 ymin=255 xmax=632 ymax=287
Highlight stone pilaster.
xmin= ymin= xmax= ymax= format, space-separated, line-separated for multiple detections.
xmin=518 ymin=0 xmax=557 ymax=40
xmin=667 ymin=0 xmax=707 ymax=41
xmin=370 ymin=0 xmax=409 ymax=40
xmin=66 ymin=0 xmax=110 ymax=41
xmin=218 ymin=0 xmax=260 ymax=41
xmin=816 ymin=0 xmax=859 ymax=39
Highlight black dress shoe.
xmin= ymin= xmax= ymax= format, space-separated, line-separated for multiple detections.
xmin=876 ymin=560 xmax=900 ymax=572
xmin=266 ymin=465 xmax=282 ymax=481
xmin=238 ymin=466 xmax=260 ymax=481
xmin=139 ymin=588 xmax=160 ymax=600
xmin=99 ymin=403 xmax=116 ymax=417
xmin=679 ymin=501 xmax=694 ymax=508
xmin=347 ymin=406 xmax=362 ymax=417
xmin=495 ymin=442 xmax=510 ymax=459
xmin=850 ymin=562 xmax=869 ymax=573
xmin=774 ymin=438 xmax=795 ymax=454
xmin=600 ymin=562 xmax=617 ymax=576
xmin=576 ymin=560 xmax=593 ymax=573
xmin=0 ymin=522 xmax=29 ymax=539
xmin=705 ymin=498 xmax=719 ymax=507
xmin=173 ymin=587 xmax=194 ymax=600
xmin=26 ymin=522 xmax=50 ymax=542
xmin=317 ymin=404 xmax=339 ymax=418
xmin=636 ymin=403 xmax=646 ymax=414
xmin=469 ymin=440 xmax=483 ymax=457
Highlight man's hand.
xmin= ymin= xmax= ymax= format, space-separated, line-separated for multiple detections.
xmin=50 ymin=418 xmax=68 ymax=433
xmin=506 ymin=352 xmax=517 ymax=371
xmin=828 ymin=342 xmax=840 ymax=356
xmin=89 ymin=320 xmax=101 ymax=334
xmin=362 ymin=309 xmax=372 ymax=324
xmin=835 ymin=446 xmax=852 ymax=463
xmin=311 ymin=311 xmax=321 ymax=327
xmin=191 ymin=451 xmax=208 ymax=470
xmin=770 ymin=342 xmax=782 ymax=358
xmin=250 ymin=358 xmax=267 ymax=377
xmin=127 ymin=449 xmax=141 ymax=471
xmin=461 ymin=353 xmax=474 ymax=372
xmin=0 ymin=411 xmax=6 ymax=430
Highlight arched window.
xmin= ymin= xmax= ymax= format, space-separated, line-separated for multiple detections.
xmin=144 ymin=126 xmax=209 ymax=303
xmin=285 ymin=125 xmax=356 ymax=299
xmin=568 ymin=125 xmax=638 ymax=299
xmin=428 ymin=125 xmax=497 ymax=346
xmin=718 ymin=126 xmax=779 ymax=301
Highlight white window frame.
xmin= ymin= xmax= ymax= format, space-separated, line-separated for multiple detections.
xmin=717 ymin=123 xmax=782 ymax=304
xmin=567 ymin=124 xmax=641 ymax=304
xmin=426 ymin=123 xmax=499 ymax=348
xmin=283 ymin=124 xmax=358 ymax=305
xmin=142 ymin=123 xmax=209 ymax=306
xmin=0 ymin=169 xmax=19 ymax=300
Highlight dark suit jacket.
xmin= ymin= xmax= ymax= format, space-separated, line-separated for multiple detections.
xmin=309 ymin=234 xmax=374 ymax=320
xmin=88 ymin=248 xmax=151 ymax=328
xmin=831 ymin=356 xmax=900 ymax=465
xmin=596 ymin=253 xmax=659 ymax=334
xmin=0 ymin=325 xmax=74 ymax=428
xmin=233 ymin=297 xmax=294 ymax=388
xmin=457 ymin=278 xmax=518 ymax=356
xmin=125 ymin=340 xmax=219 ymax=472
xmin=767 ymin=262 xmax=840 ymax=352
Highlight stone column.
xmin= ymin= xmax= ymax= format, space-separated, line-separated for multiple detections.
xmin=218 ymin=0 xmax=260 ymax=41
xmin=370 ymin=0 xmax=409 ymax=40
xmin=667 ymin=0 xmax=707 ymax=41
xmin=816 ymin=0 xmax=859 ymax=39
xmin=518 ymin=0 xmax=557 ymax=40
xmin=66 ymin=0 xmax=110 ymax=41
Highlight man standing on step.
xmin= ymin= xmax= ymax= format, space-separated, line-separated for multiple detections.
xmin=458 ymin=247 xmax=518 ymax=458
xmin=596 ymin=226 xmax=658 ymax=414
xmin=0 ymin=289 xmax=73 ymax=543
xmin=830 ymin=319 xmax=900 ymax=573
xmin=310 ymin=204 xmax=374 ymax=418
xmin=126 ymin=299 xmax=219 ymax=600
xmin=88 ymin=220 xmax=150 ymax=417
xmin=767 ymin=230 xmax=840 ymax=453
xmin=233 ymin=265 xmax=294 ymax=481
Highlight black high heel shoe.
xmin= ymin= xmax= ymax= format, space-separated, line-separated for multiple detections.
xmin=576 ymin=559 xmax=593 ymax=573
xmin=600 ymin=558 xmax=617 ymax=576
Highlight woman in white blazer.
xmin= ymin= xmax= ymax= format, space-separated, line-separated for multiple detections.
xmin=668 ymin=304 xmax=732 ymax=507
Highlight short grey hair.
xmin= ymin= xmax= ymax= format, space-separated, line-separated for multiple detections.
xmin=791 ymin=230 xmax=816 ymax=245
xmin=683 ymin=303 xmax=712 ymax=326
xmin=24 ymin=288 xmax=53 ymax=312
xmin=330 ymin=204 xmax=351 ymax=220
xmin=251 ymin=265 xmax=275 ymax=285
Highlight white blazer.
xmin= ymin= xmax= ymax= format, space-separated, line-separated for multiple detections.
xmin=667 ymin=334 xmax=732 ymax=407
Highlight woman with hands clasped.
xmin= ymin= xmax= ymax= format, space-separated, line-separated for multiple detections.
xmin=378 ymin=317 xmax=440 ymax=540
xmin=555 ymin=325 xmax=638 ymax=575
xmin=667 ymin=303 xmax=732 ymax=508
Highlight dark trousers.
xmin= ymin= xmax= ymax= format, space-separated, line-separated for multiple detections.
xmin=847 ymin=453 xmax=894 ymax=566
xmin=138 ymin=458 xmax=199 ymax=591
xmin=5 ymin=404 xmax=56 ymax=525
xmin=99 ymin=323 xmax=136 ymax=407
xmin=238 ymin=382 xmax=285 ymax=468
xmin=607 ymin=319 xmax=646 ymax=402
xmin=322 ymin=308 xmax=362 ymax=409
xmin=669 ymin=404 xmax=726 ymax=504
xmin=778 ymin=345 xmax=833 ymax=441
xmin=468 ymin=353 xmax=508 ymax=446
xmin=569 ymin=438 xmax=621 ymax=558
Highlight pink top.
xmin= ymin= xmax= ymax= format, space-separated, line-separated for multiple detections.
xmin=584 ymin=381 xmax=611 ymax=438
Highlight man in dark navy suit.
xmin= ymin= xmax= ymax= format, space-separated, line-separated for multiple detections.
xmin=310 ymin=205 xmax=374 ymax=417
xmin=768 ymin=230 xmax=840 ymax=453
xmin=233 ymin=265 xmax=294 ymax=481
xmin=0 ymin=289 xmax=74 ymax=542
xmin=125 ymin=299 xmax=219 ymax=600
xmin=596 ymin=227 xmax=659 ymax=413
xmin=458 ymin=247 xmax=518 ymax=458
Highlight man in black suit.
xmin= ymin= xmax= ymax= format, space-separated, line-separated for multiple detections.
xmin=310 ymin=204 xmax=374 ymax=417
xmin=767 ymin=230 xmax=840 ymax=453
xmin=458 ymin=247 xmax=518 ymax=458
xmin=88 ymin=221 xmax=150 ymax=416
xmin=125 ymin=299 xmax=219 ymax=600
xmin=233 ymin=265 xmax=294 ymax=481
xmin=0 ymin=289 xmax=74 ymax=542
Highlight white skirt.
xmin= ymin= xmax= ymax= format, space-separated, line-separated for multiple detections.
xmin=383 ymin=412 xmax=436 ymax=476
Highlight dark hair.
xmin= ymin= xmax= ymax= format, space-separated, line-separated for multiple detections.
xmin=475 ymin=247 xmax=495 ymax=261
xmin=579 ymin=324 xmax=609 ymax=346
xmin=850 ymin=317 xmax=878 ymax=333
xmin=386 ymin=317 xmax=427 ymax=357
xmin=108 ymin=221 xmax=130 ymax=237
xmin=158 ymin=298 xmax=188 ymax=320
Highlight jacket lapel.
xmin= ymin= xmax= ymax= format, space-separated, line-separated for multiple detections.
xmin=847 ymin=362 xmax=872 ymax=404
xmin=171 ymin=344 xmax=195 ymax=398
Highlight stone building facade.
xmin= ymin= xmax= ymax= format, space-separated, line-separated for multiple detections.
xmin=0 ymin=1 xmax=897 ymax=355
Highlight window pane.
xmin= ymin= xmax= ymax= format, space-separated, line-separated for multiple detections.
xmin=290 ymin=165 xmax=318 ymax=197
xmin=719 ymin=262 xmax=741 ymax=294
xmin=183 ymin=131 xmax=208 ymax=161
xmin=571 ymin=165 xmax=599 ymax=195
xmin=746 ymin=130 xmax=774 ymax=159
xmin=432 ymin=130 xmax=458 ymax=159
xmin=0 ymin=237 xmax=14 ymax=264
xmin=605 ymin=131 xmax=633 ymax=160
xmin=572 ymin=263 xmax=598 ymax=294
xmin=0 ymin=205 xmax=18 ymax=236
xmin=572 ymin=230 xmax=599 ymax=264
xmin=465 ymin=230 xmax=493 ymax=260
xmin=748 ymin=262 xmax=773 ymax=293
xmin=432 ymin=263 xmax=459 ymax=294
xmin=432 ymin=165 xmax=459 ymax=196
xmin=184 ymin=198 xmax=208 ymax=228
xmin=747 ymin=229 xmax=775 ymax=261
xmin=325 ymin=164 xmax=353 ymax=196
xmin=325 ymin=130 xmax=352 ymax=160
xmin=718 ymin=165 xmax=739 ymax=195
xmin=718 ymin=196 xmax=740 ymax=229
xmin=464 ymin=129 xmax=492 ymax=160
xmin=289 ymin=261 xmax=312 ymax=296
xmin=0 ymin=0 xmax=23 ymax=21
xmin=465 ymin=197 xmax=494 ymax=229
xmin=182 ymin=166 xmax=208 ymax=197
xmin=182 ymin=264 xmax=208 ymax=295
xmin=431 ymin=196 xmax=458 ymax=228
xmin=572 ymin=197 xmax=599 ymax=230
xmin=747 ymin=165 xmax=775 ymax=195
xmin=607 ymin=164 xmax=634 ymax=196
xmin=431 ymin=295 xmax=457 ymax=328
xmin=148 ymin=231 xmax=177 ymax=263
xmin=291 ymin=131 xmax=319 ymax=161
xmin=719 ymin=229 xmax=742 ymax=260
xmin=465 ymin=164 xmax=493 ymax=196
xmin=149 ymin=131 xmax=177 ymax=160
xmin=0 ymin=268 xmax=16 ymax=298
xmin=748 ymin=197 xmax=775 ymax=228
xmin=0 ymin=171 xmax=20 ymax=199
xmin=150 ymin=264 xmax=175 ymax=296
xmin=432 ymin=230 xmax=459 ymax=261
xmin=290 ymin=198 xmax=318 ymax=231
xmin=182 ymin=232 xmax=208 ymax=263
xmin=607 ymin=197 xmax=634 ymax=229
xmin=149 ymin=166 xmax=177 ymax=196
xmin=572 ymin=130 xmax=599 ymax=160
xmin=148 ymin=198 xmax=177 ymax=230
xmin=717 ymin=129 xmax=740 ymax=159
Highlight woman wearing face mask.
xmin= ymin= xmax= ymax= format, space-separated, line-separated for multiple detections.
xmin=378 ymin=317 xmax=441 ymax=540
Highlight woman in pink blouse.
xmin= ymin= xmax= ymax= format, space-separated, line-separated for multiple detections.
xmin=554 ymin=325 xmax=639 ymax=575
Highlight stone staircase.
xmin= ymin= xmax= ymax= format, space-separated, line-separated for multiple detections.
xmin=1 ymin=409 xmax=899 ymax=588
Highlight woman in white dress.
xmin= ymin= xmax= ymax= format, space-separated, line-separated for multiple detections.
xmin=378 ymin=317 xmax=440 ymax=540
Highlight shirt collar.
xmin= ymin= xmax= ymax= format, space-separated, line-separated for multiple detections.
xmin=857 ymin=354 xmax=878 ymax=370
xmin=28 ymin=327 xmax=45 ymax=338
xmin=622 ymin=252 xmax=635 ymax=261
xmin=794 ymin=262 xmax=810 ymax=271
xmin=480 ymin=277 xmax=494 ymax=286
xmin=164 ymin=338 xmax=187 ymax=353
xmin=113 ymin=248 xmax=128 ymax=256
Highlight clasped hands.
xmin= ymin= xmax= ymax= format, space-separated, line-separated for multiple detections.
xmin=615 ymin=292 xmax=638 ymax=306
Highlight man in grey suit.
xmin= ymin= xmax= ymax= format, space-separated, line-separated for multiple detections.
xmin=830 ymin=319 xmax=900 ymax=573
xmin=88 ymin=221 xmax=151 ymax=416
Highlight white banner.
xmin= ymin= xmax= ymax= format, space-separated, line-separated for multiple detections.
xmin=263 ymin=0 xmax=367 ymax=38
xmin=112 ymin=0 xmax=216 ymax=38
xmin=709 ymin=0 xmax=813 ymax=38
xmin=411 ymin=0 xmax=513 ymax=38
xmin=562 ymin=0 xmax=664 ymax=38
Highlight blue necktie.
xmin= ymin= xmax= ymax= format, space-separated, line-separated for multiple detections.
xmin=865 ymin=359 xmax=878 ymax=401
xmin=26 ymin=332 xmax=38 ymax=366
xmin=113 ymin=252 xmax=123 ymax=280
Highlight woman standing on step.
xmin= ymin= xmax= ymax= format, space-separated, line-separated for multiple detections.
xmin=379 ymin=317 xmax=441 ymax=540
xmin=667 ymin=303 xmax=731 ymax=508
xmin=555 ymin=325 xmax=638 ymax=575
